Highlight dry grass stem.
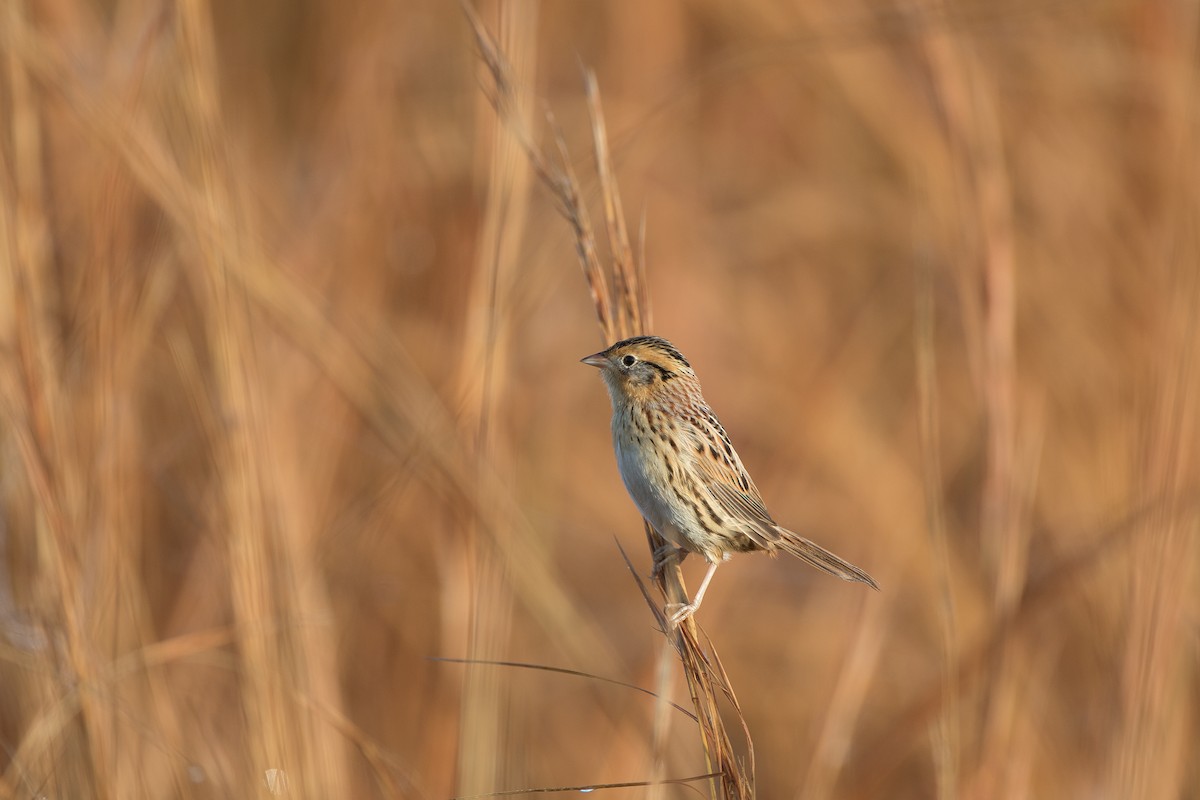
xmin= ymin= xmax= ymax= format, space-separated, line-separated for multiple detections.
xmin=915 ymin=246 xmax=960 ymax=800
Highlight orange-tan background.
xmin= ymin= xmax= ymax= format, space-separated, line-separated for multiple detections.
xmin=1 ymin=0 xmax=1198 ymax=797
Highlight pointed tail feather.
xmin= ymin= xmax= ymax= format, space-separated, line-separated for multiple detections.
xmin=773 ymin=526 xmax=879 ymax=590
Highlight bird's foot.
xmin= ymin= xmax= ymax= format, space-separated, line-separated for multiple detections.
xmin=665 ymin=602 xmax=699 ymax=628
xmin=650 ymin=544 xmax=685 ymax=581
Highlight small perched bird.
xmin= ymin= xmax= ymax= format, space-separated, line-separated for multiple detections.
xmin=582 ymin=335 xmax=878 ymax=625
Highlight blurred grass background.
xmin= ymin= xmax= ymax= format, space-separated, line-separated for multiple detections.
xmin=1 ymin=0 xmax=1198 ymax=797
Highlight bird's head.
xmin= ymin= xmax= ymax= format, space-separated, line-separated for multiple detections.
xmin=581 ymin=335 xmax=696 ymax=406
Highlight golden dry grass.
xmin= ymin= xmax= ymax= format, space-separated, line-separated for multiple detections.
xmin=1 ymin=0 xmax=1199 ymax=798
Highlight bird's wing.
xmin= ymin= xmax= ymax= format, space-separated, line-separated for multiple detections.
xmin=685 ymin=408 xmax=780 ymax=546
xmin=687 ymin=411 xmax=878 ymax=587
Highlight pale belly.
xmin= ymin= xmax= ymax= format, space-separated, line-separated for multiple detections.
xmin=613 ymin=426 xmax=696 ymax=551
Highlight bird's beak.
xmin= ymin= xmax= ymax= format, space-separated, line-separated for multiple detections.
xmin=580 ymin=351 xmax=609 ymax=369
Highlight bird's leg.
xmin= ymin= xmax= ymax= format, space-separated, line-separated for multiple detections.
xmin=651 ymin=542 xmax=686 ymax=581
xmin=667 ymin=560 xmax=719 ymax=627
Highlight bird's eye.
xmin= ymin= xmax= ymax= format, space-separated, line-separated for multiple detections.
xmin=621 ymin=354 xmax=637 ymax=367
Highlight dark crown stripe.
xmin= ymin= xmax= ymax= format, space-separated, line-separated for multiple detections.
xmin=609 ymin=335 xmax=691 ymax=368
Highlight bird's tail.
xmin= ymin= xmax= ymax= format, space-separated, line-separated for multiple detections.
xmin=773 ymin=526 xmax=879 ymax=590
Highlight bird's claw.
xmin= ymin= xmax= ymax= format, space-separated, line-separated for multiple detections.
xmin=650 ymin=544 xmax=684 ymax=581
xmin=665 ymin=602 xmax=698 ymax=628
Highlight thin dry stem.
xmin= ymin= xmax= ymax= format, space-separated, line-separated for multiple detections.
xmin=585 ymin=69 xmax=645 ymax=337
xmin=917 ymin=10 xmax=1028 ymax=798
xmin=454 ymin=1 xmax=538 ymax=792
xmin=462 ymin=0 xmax=616 ymax=343
xmin=915 ymin=242 xmax=960 ymax=800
